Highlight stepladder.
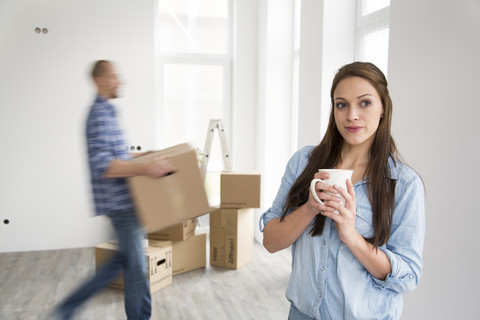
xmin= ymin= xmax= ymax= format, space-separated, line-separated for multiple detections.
xmin=200 ymin=119 xmax=232 ymax=181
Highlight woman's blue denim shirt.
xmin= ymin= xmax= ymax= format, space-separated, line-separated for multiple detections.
xmin=260 ymin=146 xmax=425 ymax=320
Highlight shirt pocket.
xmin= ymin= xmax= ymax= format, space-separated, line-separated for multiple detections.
xmin=355 ymin=204 xmax=375 ymax=239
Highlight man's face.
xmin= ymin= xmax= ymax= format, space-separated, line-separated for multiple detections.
xmin=100 ymin=63 xmax=121 ymax=99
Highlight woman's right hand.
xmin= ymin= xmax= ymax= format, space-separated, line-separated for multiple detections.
xmin=263 ymin=171 xmax=341 ymax=253
xmin=306 ymin=171 xmax=341 ymax=215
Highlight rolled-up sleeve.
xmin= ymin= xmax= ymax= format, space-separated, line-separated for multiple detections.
xmin=372 ymin=171 xmax=425 ymax=294
xmin=259 ymin=146 xmax=313 ymax=232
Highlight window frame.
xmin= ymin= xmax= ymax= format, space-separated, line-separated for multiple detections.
xmin=355 ymin=0 xmax=390 ymax=69
xmin=154 ymin=0 xmax=233 ymax=153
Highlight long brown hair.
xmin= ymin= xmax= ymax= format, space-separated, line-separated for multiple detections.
xmin=281 ymin=62 xmax=398 ymax=248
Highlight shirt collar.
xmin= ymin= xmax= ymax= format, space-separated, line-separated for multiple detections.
xmin=95 ymin=94 xmax=108 ymax=104
xmin=388 ymin=156 xmax=399 ymax=180
xmin=94 ymin=94 xmax=116 ymax=115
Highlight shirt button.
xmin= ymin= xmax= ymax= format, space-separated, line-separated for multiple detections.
xmin=320 ymin=267 xmax=325 ymax=271
xmin=409 ymin=274 xmax=414 ymax=279
xmin=323 ymin=240 xmax=326 ymax=245
xmin=319 ymin=293 xmax=322 ymax=298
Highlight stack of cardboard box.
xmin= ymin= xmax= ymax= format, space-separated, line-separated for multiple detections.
xmin=95 ymin=220 xmax=208 ymax=294
xmin=94 ymin=143 xmax=262 ymax=294
xmin=148 ymin=218 xmax=207 ymax=276
xmin=209 ymin=170 xmax=261 ymax=269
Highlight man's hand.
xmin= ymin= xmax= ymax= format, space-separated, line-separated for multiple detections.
xmin=143 ymin=156 xmax=176 ymax=179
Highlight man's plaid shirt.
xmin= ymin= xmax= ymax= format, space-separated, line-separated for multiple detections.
xmin=86 ymin=95 xmax=134 ymax=215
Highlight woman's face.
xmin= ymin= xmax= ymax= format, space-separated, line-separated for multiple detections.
xmin=333 ymin=76 xmax=384 ymax=150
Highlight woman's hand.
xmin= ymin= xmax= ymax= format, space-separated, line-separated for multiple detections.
xmin=307 ymin=171 xmax=342 ymax=216
xmin=264 ymin=171 xmax=342 ymax=253
xmin=319 ymin=178 xmax=359 ymax=246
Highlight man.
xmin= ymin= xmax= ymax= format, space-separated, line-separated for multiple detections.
xmin=53 ymin=60 xmax=173 ymax=319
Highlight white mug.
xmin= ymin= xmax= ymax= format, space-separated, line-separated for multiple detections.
xmin=310 ymin=169 xmax=353 ymax=214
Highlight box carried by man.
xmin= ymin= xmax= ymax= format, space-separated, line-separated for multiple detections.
xmin=128 ymin=143 xmax=211 ymax=233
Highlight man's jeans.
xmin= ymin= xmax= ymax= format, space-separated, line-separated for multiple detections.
xmin=57 ymin=210 xmax=151 ymax=319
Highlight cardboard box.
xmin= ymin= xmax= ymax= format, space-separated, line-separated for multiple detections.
xmin=128 ymin=143 xmax=211 ymax=233
xmin=150 ymin=233 xmax=207 ymax=276
xmin=220 ymin=171 xmax=261 ymax=208
xmin=210 ymin=208 xmax=254 ymax=269
xmin=95 ymin=241 xmax=173 ymax=294
xmin=148 ymin=218 xmax=197 ymax=241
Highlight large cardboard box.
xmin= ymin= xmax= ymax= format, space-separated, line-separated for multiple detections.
xmin=150 ymin=233 xmax=207 ymax=276
xmin=210 ymin=208 xmax=254 ymax=269
xmin=128 ymin=143 xmax=211 ymax=233
xmin=220 ymin=171 xmax=261 ymax=208
xmin=95 ymin=241 xmax=173 ymax=294
xmin=148 ymin=218 xmax=197 ymax=241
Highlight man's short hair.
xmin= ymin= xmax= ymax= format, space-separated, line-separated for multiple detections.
xmin=91 ymin=60 xmax=111 ymax=79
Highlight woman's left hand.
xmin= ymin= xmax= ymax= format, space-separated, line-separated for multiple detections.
xmin=320 ymin=178 xmax=360 ymax=246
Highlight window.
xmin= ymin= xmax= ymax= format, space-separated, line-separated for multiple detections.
xmin=361 ymin=0 xmax=390 ymax=16
xmin=156 ymin=0 xmax=232 ymax=171
xmin=355 ymin=0 xmax=390 ymax=75
xmin=157 ymin=0 xmax=230 ymax=54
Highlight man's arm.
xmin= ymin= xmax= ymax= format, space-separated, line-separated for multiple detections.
xmin=104 ymin=157 xmax=175 ymax=179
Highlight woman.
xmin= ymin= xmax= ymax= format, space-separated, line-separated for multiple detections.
xmin=260 ymin=62 xmax=425 ymax=320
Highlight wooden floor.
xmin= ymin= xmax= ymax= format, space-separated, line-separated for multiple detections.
xmin=0 ymin=240 xmax=292 ymax=320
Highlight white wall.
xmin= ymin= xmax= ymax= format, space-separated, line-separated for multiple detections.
xmin=296 ymin=0 xmax=324 ymax=148
xmin=232 ymin=0 xmax=265 ymax=241
xmin=0 ymin=0 xmax=157 ymax=252
xmin=232 ymin=0 xmax=258 ymax=171
xmin=388 ymin=0 xmax=480 ymax=318
xmin=255 ymin=0 xmax=295 ymax=242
